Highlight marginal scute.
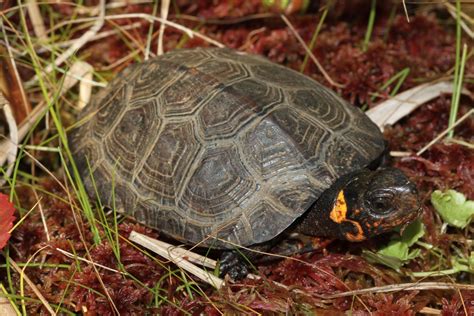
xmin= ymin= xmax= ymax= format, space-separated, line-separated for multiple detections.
xmin=69 ymin=47 xmax=385 ymax=248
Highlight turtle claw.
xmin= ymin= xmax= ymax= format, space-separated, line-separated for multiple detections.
xmin=219 ymin=251 xmax=250 ymax=280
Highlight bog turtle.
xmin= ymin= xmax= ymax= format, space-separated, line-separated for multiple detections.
xmin=69 ymin=48 xmax=420 ymax=277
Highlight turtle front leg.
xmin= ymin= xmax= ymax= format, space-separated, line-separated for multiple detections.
xmin=219 ymin=242 xmax=273 ymax=280
xmin=219 ymin=235 xmax=331 ymax=278
xmin=219 ymin=250 xmax=251 ymax=280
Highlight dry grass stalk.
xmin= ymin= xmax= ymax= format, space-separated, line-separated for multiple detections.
xmin=55 ymin=248 xmax=123 ymax=274
xmin=129 ymin=231 xmax=224 ymax=289
xmin=417 ymin=108 xmax=474 ymax=155
xmin=26 ymin=0 xmax=47 ymax=40
xmin=40 ymin=22 xmax=143 ymax=54
xmin=0 ymin=59 xmax=95 ymax=179
xmin=8 ymin=255 xmax=56 ymax=315
xmin=444 ymin=2 xmax=474 ymax=39
xmin=157 ymin=0 xmax=170 ymax=55
xmin=324 ymin=281 xmax=474 ymax=299
xmin=280 ymin=14 xmax=342 ymax=88
xmin=26 ymin=0 xmax=106 ymax=88
xmin=0 ymin=95 xmax=18 ymax=182
xmin=61 ymin=61 xmax=95 ymax=109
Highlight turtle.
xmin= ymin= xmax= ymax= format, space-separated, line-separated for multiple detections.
xmin=69 ymin=47 xmax=421 ymax=279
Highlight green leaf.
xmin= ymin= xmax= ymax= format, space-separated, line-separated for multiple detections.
xmin=378 ymin=220 xmax=424 ymax=259
xmin=431 ymin=190 xmax=474 ymax=228
xmin=363 ymin=220 xmax=425 ymax=270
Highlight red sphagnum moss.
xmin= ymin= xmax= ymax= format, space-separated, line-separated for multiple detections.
xmin=1 ymin=1 xmax=473 ymax=315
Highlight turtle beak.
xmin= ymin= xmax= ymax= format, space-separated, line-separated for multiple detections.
xmin=398 ymin=203 xmax=422 ymax=236
xmin=398 ymin=221 xmax=411 ymax=235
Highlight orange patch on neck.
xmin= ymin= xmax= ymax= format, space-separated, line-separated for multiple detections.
xmin=330 ymin=190 xmax=347 ymax=223
xmin=345 ymin=220 xmax=366 ymax=242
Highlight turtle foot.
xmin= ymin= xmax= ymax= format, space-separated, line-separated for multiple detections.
xmin=219 ymin=251 xmax=250 ymax=280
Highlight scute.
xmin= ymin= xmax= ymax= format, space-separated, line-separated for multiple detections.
xmin=69 ymin=47 xmax=385 ymax=249
xmin=133 ymin=120 xmax=201 ymax=206
xmin=104 ymin=103 xmax=160 ymax=178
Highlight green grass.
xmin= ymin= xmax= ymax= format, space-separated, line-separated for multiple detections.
xmin=363 ymin=0 xmax=377 ymax=52
xmin=448 ymin=0 xmax=466 ymax=138
xmin=300 ymin=6 xmax=328 ymax=73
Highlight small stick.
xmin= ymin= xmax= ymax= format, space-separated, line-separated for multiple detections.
xmin=129 ymin=231 xmax=217 ymax=268
xmin=417 ymin=108 xmax=473 ymax=156
xmin=129 ymin=231 xmax=223 ymax=289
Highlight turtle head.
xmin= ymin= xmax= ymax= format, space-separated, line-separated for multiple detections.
xmin=332 ymin=168 xmax=421 ymax=241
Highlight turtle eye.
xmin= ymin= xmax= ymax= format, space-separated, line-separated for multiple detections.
xmin=368 ymin=191 xmax=394 ymax=214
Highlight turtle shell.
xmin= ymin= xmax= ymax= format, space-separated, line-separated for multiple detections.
xmin=69 ymin=48 xmax=385 ymax=248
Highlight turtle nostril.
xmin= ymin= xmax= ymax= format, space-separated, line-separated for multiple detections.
xmin=406 ymin=183 xmax=418 ymax=195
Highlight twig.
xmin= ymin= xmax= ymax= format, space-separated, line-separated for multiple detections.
xmin=446 ymin=138 xmax=474 ymax=149
xmin=129 ymin=231 xmax=224 ymax=289
xmin=280 ymin=14 xmax=342 ymax=88
xmin=417 ymin=108 xmax=473 ymax=156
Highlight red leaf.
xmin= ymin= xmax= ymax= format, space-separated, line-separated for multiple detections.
xmin=0 ymin=193 xmax=16 ymax=250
